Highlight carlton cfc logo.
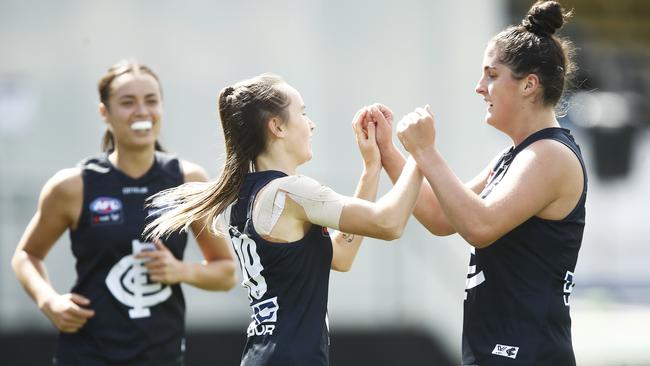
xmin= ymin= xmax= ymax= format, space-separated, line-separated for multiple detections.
xmin=105 ymin=240 xmax=171 ymax=318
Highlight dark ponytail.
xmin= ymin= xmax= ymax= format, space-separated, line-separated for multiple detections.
xmin=144 ymin=74 xmax=290 ymax=239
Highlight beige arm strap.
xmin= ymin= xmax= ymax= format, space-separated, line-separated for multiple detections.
xmin=252 ymin=175 xmax=347 ymax=236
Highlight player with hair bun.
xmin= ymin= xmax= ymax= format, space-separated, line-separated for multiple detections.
xmin=371 ymin=1 xmax=585 ymax=364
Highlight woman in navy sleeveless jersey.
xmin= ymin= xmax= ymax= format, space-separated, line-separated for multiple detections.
xmin=371 ymin=1 xmax=585 ymax=365
xmin=144 ymin=74 xmax=424 ymax=365
xmin=12 ymin=60 xmax=236 ymax=366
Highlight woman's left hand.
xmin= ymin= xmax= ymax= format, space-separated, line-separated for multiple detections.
xmin=136 ymin=239 xmax=185 ymax=285
xmin=396 ymin=105 xmax=437 ymax=157
xmin=352 ymin=107 xmax=381 ymax=172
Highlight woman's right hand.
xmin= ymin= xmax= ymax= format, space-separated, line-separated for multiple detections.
xmin=396 ymin=105 xmax=437 ymax=157
xmin=369 ymin=103 xmax=395 ymax=153
xmin=41 ymin=293 xmax=95 ymax=333
xmin=352 ymin=107 xmax=380 ymax=172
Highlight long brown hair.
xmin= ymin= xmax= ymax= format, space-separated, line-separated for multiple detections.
xmin=98 ymin=59 xmax=166 ymax=152
xmin=144 ymin=74 xmax=290 ymax=239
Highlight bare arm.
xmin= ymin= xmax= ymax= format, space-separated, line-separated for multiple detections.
xmin=330 ymin=108 xmax=380 ymax=272
xmin=398 ymin=106 xmax=584 ymax=247
xmin=371 ymin=104 xmax=489 ymax=236
xmin=260 ymin=109 xmax=421 ymax=261
xmin=279 ymin=156 xmax=421 ymax=242
xmin=330 ymin=168 xmax=379 ymax=271
xmin=336 ymin=157 xmax=422 ymax=241
xmin=11 ymin=168 xmax=95 ymax=333
xmin=413 ymin=141 xmax=581 ymax=247
xmin=285 ymin=107 xmax=424 ymax=241
xmin=138 ymin=161 xmax=237 ymax=291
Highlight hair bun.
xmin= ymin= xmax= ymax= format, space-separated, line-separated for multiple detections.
xmin=522 ymin=1 xmax=567 ymax=37
xmin=222 ymin=86 xmax=236 ymax=97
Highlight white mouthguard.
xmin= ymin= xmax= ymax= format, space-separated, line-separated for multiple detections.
xmin=131 ymin=120 xmax=153 ymax=131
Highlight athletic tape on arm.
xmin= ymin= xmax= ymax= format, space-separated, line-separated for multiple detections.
xmin=252 ymin=175 xmax=346 ymax=236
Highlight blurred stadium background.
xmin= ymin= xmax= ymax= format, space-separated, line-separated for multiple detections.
xmin=1 ymin=0 xmax=649 ymax=365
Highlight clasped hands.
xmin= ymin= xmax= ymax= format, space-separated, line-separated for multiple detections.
xmin=352 ymin=103 xmax=438 ymax=166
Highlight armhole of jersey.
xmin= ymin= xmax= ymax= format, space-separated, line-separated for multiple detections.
xmin=178 ymin=159 xmax=187 ymax=184
xmin=521 ymin=137 xmax=586 ymax=222
xmin=551 ymin=138 xmax=587 ymax=221
xmin=168 ymin=155 xmax=184 ymax=185
xmin=156 ymin=152 xmax=184 ymax=185
xmin=560 ymin=139 xmax=587 ymax=193
xmin=251 ymin=180 xmax=286 ymax=237
xmin=69 ymin=167 xmax=86 ymax=232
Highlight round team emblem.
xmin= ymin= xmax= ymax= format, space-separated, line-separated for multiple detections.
xmin=105 ymin=240 xmax=172 ymax=318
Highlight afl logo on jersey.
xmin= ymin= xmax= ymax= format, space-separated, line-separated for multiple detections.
xmin=90 ymin=197 xmax=123 ymax=225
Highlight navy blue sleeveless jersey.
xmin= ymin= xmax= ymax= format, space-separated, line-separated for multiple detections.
xmin=54 ymin=152 xmax=188 ymax=366
xmin=462 ymin=128 xmax=587 ymax=366
xmin=229 ymin=170 xmax=333 ymax=366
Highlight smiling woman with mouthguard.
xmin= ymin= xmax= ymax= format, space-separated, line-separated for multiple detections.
xmin=11 ymin=59 xmax=237 ymax=366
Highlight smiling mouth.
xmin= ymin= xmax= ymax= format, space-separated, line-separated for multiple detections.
xmin=131 ymin=120 xmax=152 ymax=131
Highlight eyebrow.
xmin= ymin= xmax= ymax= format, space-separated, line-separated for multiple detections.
xmin=483 ymin=66 xmax=497 ymax=71
xmin=117 ymin=93 xmax=158 ymax=100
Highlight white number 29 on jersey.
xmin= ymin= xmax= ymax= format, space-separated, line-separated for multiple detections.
xmin=230 ymin=231 xmax=268 ymax=302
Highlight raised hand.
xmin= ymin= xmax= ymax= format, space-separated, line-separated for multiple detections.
xmin=136 ymin=239 xmax=185 ymax=285
xmin=42 ymin=293 xmax=95 ymax=333
xmin=352 ymin=107 xmax=380 ymax=171
xmin=369 ymin=103 xmax=394 ymax=152
xmin=396 ymin=105 xmax=437 ymax=156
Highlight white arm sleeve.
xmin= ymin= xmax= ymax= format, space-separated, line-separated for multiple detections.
xmin=252 ymin=175 xmax=347 ymax=236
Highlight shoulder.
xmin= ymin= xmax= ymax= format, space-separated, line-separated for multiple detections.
xmin=44 ymin=167 xmax=82 ymax=198
xmin=278 ymin=174 xmax=319 ymax=186
xmin=41 ymin=167 xmax=83 ymax=204
xmin=180 ymin=159 xmax=209 ymax=183
xmin=276 ymin=175 xmax=322 ymax=192
xmin=514 ymin=138 xmax=583 ymax=186
xmin=275 ymin=175 xmax=342 ymax=201
xmin=523 ymin=138 xmax=581 ymax=168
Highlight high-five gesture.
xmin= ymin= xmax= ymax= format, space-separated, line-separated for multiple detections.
xmin=352 ymin=107 xmax=380 ymax=171
xmin=396 ymin=105 xmax=436 ymax=157
xmin=368 ymin=103 xmax=394 ymax=152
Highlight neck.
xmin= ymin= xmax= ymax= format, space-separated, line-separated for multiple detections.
xmin=507 ymin=105 xmax=560 ymax=146
xmin=108 ymin=144 xmax=156 ymax=179
xmin=254 ymin=150 xmax=297 ymax=175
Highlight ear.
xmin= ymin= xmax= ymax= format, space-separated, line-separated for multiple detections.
xmin=267 ymin=116 xmax=286 ymax=138
xmin=99 ymin=102 xmax=108 ymax=122
xmin=522 ymin=73 xmax=540 ymax=97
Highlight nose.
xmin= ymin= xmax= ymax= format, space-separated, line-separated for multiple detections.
xmin=475 ymin=76 xmax=486 ymax=95
xmin=135 ymin=100 xmax=148 ymax=116
xmin=308 ymin=118 xmax=315 ymax=131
